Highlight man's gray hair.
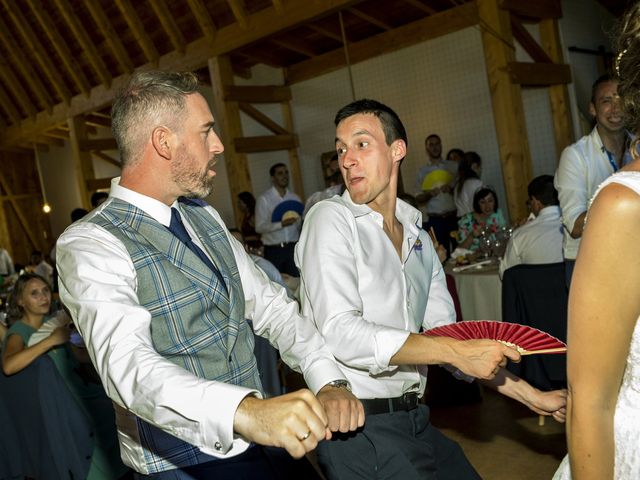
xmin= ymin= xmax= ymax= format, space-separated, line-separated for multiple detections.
xmin=111 ymin=71 xmax=200 ymax=166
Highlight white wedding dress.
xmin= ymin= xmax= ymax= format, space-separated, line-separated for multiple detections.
xmin=554 ymin=172 xmax=640 ymax=479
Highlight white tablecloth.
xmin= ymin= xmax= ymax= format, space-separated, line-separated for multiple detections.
xmin=447 ymin=263 xmax=502 ymax=321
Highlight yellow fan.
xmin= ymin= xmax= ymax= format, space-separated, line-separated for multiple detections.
xmin=421 ymin=169 xmax=454 ymax=191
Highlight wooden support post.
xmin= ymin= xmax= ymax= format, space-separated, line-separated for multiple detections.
xmin=208 ymin=56 xmax=253 ymax=227
xmin=68 ymin=115 xmax=94 ymax=209
xmin=539 ymin=18 xmax=574 ymax=158
xmin=281 ymin=101 xmax=305 ymax=199
xmin=479 ymin=0 xmax=532 ymax=221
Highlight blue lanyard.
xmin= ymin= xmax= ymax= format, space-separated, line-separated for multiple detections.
xmin=605 ymin=149 xmax=620 ymax=172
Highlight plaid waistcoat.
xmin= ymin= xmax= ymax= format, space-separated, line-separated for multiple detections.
xmin=89 ymin=197 xmax=262 ymax=473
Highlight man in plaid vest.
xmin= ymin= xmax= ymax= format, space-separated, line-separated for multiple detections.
xmin=56 ymin=71 xmax=364 ymax=479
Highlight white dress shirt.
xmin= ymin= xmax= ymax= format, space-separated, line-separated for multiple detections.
xmin=0 ymin=248 xmax=14 ymax=276
xmin=295 ymin=191 xmax=455 ymax=399
xmin=56 ymin=178 xmax=345 ymax=473
xmin=499 ymin=205 xmax=564 ymax=277
xmin=255 ymin=186 xmax=302 ymax=245
xmin=554 ymin=127 xmax=632 ymax=260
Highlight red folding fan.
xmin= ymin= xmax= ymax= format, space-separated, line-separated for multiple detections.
xmin=423 ymin=321 xmax=566 ymax=355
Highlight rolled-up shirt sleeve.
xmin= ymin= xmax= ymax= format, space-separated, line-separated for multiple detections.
xmin=296 ymin=202 xmax=409 ymax=375
xmin=57 ymin=223 xmax=258 ymax=458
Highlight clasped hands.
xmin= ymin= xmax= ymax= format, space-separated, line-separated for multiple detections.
xmin=234 ymin=384 xmax=364 ymax=458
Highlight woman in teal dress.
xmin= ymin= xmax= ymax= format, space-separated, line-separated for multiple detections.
xmin=457 ymin=186 xmax=506 ymax=251
xmin=2 ymin=273 xmax=127 ymax=480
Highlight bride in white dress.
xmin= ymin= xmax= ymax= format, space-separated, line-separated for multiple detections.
xmin=554 ymin=6 xmax=640 ymax=478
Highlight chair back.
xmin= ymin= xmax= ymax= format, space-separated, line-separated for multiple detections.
xmin=502 ymin=262 xmax=567 ymax=390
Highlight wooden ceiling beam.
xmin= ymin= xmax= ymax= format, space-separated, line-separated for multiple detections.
xmin=114 ymin=0 xmax=159 ymax=64
xmin=78 ymin=138 xmax=118 ymax=152
xmin=91 ymin=151 xmax=121 ymax=168
xmin=499 ymin=0 xmax=562 ymax=20
xmin=0 ymin=0 xmax=359 ymax=147
xmin=272 ymin=0 xmax=285 ymax=13
xmin=271 ymin=38 xmax=316 ymax=57
xmin=42 ymin=130 xmax=70 ymax=140
xmin=84 ymin=113 xmax=112 ymax=128
xmin=186 ymin=0 xmax=218 ymax=43
xmin=225 ymin=85 xmax=292 ymax=103
xmin=347 ymin=7 xmax=392 ymax=31
xmin=149 ymin=0 xmax=187 ymax=54
xmin=25 ymin=0 xmax=92 ymax=97
xmin=0 ymin=82 xmax=21 ymax=124
xmin=507 ymin=61 xmax=572 ymax=85
xmin=227 ymin=0 xmax=249 ymax=28
xmin=308 ymin=23 xmax=343 ymax=42
xmin=402 ymin=0 xmax=437 ymax=15
xmin=0 ymin=62 xmax=38 ymax=118
xmin=0 ymin=19 xmax=53 ymax=112
xmin=0 ymin=171 xmax=42 ymax=250
xmin=239 ymin=102 xmax=289 ymax=135
xmin=52 ymin=0 xmax=112 ymax=87
xmin=286 ymin=1 xmax=478 ymax=84
xmin=85 ymin=1 xmax=135 ymax=74
xmin=0 ymin=3 xmax=66 ymax=108
xmin=510 ymin=16 xmax=552 ymax=63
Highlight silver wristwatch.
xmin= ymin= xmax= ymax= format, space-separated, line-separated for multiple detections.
xmin=326 ymin=380 xmax=352 ymax=391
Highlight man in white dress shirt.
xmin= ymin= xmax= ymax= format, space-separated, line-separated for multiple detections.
xmin=56 ymin=71 xmax=363 ymax=479
xmin=296 ymin=99 xmax=567 ymax=479
xmin=554 ymin=74 xmax=632 ymax=285
xmin=255 ymin=163 xmax=302 ymax=277
xmin=499 ymin=175 xmax=564 ymax=277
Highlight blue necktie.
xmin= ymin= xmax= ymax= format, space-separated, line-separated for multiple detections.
xmin=167 ymin=208 xmax=227 ymax=291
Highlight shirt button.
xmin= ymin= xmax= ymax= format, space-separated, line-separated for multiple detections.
xmin=214 ymin=442 xmax=223 ymax=451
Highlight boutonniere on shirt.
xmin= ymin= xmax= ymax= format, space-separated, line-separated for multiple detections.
xmin=414 ymin=238 xmax=423 ymax=251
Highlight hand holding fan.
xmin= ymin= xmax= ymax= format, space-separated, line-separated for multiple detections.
xmin=423 ymin=320 xmax=566 ymax=355
xmin=421 ymin=169 xmax=454 ymax=191
xmin=271 ymin=200 xmax=304 ymax=222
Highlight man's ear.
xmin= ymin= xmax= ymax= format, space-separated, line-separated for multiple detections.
xmin=588 ymin=102 xmax=596 ymax=119
xmin=392 ymin=140 xmax=407 ymax=163
xmin=151 ymin=126 xmax=173 ymax=160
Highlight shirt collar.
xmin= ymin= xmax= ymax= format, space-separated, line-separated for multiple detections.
xmin=109 ymin=176 xmax=175 ymax=227
xmin=537 ymin=205 xmax=561 ymax=219
xmin=339 ymin=189 xmax=422 ymax=227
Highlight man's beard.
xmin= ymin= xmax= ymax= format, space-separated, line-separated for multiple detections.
xmin=171 ymin=148 xmax=216 ymax=199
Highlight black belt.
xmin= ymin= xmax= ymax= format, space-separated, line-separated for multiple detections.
xmin=360 ymin=393 xmax=420 ymax=415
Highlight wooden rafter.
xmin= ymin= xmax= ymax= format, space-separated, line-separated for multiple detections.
xmin=0 ymin=0 xmax=359 ymax=148
xmin=0 ymin=171 xmax=41 ymax=250
xmin=0 ymin=61 xmax=37 ymax=118
xmin=507 ymin=61 xmax=571 ymax=85
xmin=84 ymin=113 xmax=112 ymax=128
xmin=308 ymin=23 xmax=343 ymax=42
xmin=149 ymin=0 xmax=187 ymax=54
xmin=85 ymin=1 xmax=134 ymax=74
xmin=286 ymin=2 xmax=478 ymax=84
xmin=271 ymin=38 xmax=316 ymax=57
xmin=91 ymin=151 xmax=121 ymax=168
xmin=42 ymin=129 xmax=70 ymax=140
xmin=114 ymin=0 xmax=159 ymax=64
xmin=272 ymin=0 xmax=284 ymax=14
xmin=25 ymin=0 xmax=92 ymax=97
xmin=239 ymin=102 xmax=289 ymax=135
xmin=348 ymin=7 xmax=392 ymax=30
xmin=510 ymin=16 xmax=552 ymax=63
xmin=52 ymin=0 xmax=112 ymax=87
xmin=5 ymin=4 xmax=71 ymax=103
xmin=79 ymin=138 xmax=118 ymax=152
xmin=227 ymin=0 xmax=249 ymax=28
xmin=0 ymin=17 xmax=53 ymax=111
xmin=185 ymin=0 xmax=218 ymax=43
xmin=499 ymin=0 xmax=562 ymax=20
xmin=402 ymin=0 xmax=437 ymax=14
xmin=225 ymin=86 xmax=292 ymax=103
xmin=0 ymin=81 xmax=22 ymax=123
